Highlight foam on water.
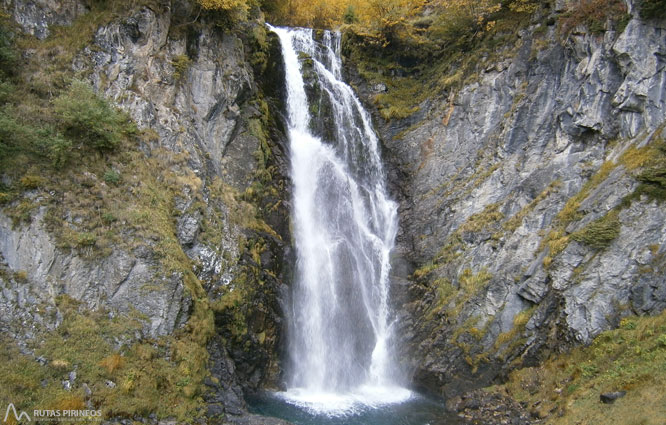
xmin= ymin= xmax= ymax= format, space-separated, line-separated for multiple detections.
xmin=277 ymin=385 xmax=413 ymax=416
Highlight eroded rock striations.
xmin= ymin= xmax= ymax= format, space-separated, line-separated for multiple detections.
xmin=348 ymin=1 xmax=666 ymax=398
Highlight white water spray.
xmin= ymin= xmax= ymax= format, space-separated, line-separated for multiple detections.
xmin=268 ymin=25 xmax=411 ymax=415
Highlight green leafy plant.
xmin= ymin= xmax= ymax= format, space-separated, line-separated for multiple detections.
xmin=53 ymin=80 xmax=134 ymax=151
xmin=103 ymin=169 xmax=121 ymax=185
xmin=171 ymin=54 xmax=192 ymax=81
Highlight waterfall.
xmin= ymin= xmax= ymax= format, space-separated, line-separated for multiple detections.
xmin=268 ymin=26 xmax=411 ymax=415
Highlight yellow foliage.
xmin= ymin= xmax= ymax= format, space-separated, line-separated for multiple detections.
xmin=269 ymin=0 xmax=425 ymax=29
xmin=196 ymin=0 xmax=250 ymax=22
xmin=99 ymin=353 xmax=125 ymax=374
xmin=198 ymin=0 xmax=249 ymax=11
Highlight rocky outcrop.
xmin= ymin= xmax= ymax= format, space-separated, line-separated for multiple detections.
xmin=350 ymin=3 xmax=666 ymax=398
xmin=0 ymin=208 xmax=190 ymax=339
xmin=0 ymin=0 xmax=289 ymax=422
xmin=3 ymin=0 xmax=88 ymax=39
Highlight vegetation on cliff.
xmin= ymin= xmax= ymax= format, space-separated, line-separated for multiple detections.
xmin=0 ymin=0 xmax=286 ymax=422
xmin=493 ymin=310 xmax=666 ymax=424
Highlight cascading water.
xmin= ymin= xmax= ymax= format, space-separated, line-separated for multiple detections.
xmin=268 ymin=26 xmax=412 ymax=415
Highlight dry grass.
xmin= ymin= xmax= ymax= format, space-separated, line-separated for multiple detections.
xmin=491 ymin=310 xmax=666 ymax=425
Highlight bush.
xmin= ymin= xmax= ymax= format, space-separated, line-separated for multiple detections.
xmin=640 ymin=0 xmax=666 ymax=19
xmin=571 ymin=212 xmax=621 ymax=250
xmin=44 ymin=132 xmax=73 ymax=168
xmin=343 ymin=5 xmax=358 ymax=24
xmin=103 ymin=169 xmax=121 ymax=185
xmin=560 ymin=0 xmax=628 ymax=35
xmin=171 ymin=54 xmax=192 ymax=81
xmin=53 ymin=80 xmax=134 ymax=151
xmin=0 ymin=21 xmax=17 ymax=78
xmin=196 ymin=0 xmax=250 ymax=24
xmin=19 ymin=175 xmax=46 ymax=189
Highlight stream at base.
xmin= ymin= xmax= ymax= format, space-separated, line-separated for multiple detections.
xmin=248 ymin=392 xmax=463 ymax=425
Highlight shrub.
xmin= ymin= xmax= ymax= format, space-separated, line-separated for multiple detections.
xmin=640 ymin=0 xmax=666 ymax=19
xmin=196 ymin=0 xmax=250 ymax=24
xmin=53 ymin=80 xmax=134 ymax=151
xmin=103 ymin=169 xmax=121 ymax=185
xmin=171 ymin=54 xmax=192 ymax=81
xmin=19 ymin=175 xmax=46 ymax=189
xmin=0 ymin=21 xmax=17 ymax=78
xmin=560 ymin=0 xmax=628 ymax=35
xmin=343 ymin=4 xmax=358 ymax=24
xmin=44 ymin=132 xmax=73 ymax=168
xmin=571 ymin=212 xmax=620 ymax=250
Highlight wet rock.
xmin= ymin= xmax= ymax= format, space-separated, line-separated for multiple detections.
xmin=445 ymin=395 xmax=464 ymax=412
xmin=226 ymin=415 xmax=295 ymax=425
xmin=452 ymin=389 xmax=533 ymax=425
xmin=205 ymin=336 xmax=247 ymax=417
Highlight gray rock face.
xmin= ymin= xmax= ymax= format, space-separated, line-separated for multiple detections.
xmin=75 ymin=5 xmax=260 ymax=189
xmin=0 ymin=209 xmax=191 ymax=338
xmin=350 ymin=10 xmax=666 ymax=397
xmin=1 ymin=0 xmax=290 ymax=422
xmin=3 ymin=0 xmax=88 ymax=39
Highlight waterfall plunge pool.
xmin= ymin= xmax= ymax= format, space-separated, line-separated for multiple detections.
xmin=247 ymin=389 xmax=464 ymax=425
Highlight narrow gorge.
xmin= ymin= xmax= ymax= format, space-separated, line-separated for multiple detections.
xmin=0 ymin=0 xmax=665 ymax=424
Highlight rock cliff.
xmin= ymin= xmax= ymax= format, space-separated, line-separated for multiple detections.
xmin=347 ymin=0 xmax=666 ymax=399
xmin=0 ymin=0 xmax=290 ymax=422
xmin=2 ymin=0 xmax=666 ymax=422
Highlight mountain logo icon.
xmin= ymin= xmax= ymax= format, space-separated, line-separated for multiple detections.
xmin=3 ymin=403 xmax=30 ymax=423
